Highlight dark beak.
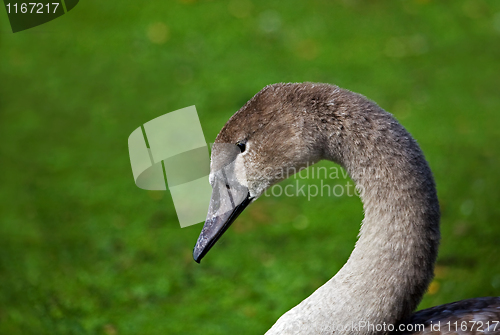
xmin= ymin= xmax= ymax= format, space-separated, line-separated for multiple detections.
xmin=193 ymin=192 xmax=252 ymax=263
xmin=193 ymin=143 xmax=253 ymax=263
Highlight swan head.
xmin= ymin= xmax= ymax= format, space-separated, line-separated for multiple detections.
xmin=193 ymin=83 xmax=325 ymax=262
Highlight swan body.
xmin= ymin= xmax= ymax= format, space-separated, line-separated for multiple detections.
xmin=192 ymin=83 xmax=500 ymax=334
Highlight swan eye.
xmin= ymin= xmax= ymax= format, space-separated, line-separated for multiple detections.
xmin=236 ymin=141 xmax=246 ymax=153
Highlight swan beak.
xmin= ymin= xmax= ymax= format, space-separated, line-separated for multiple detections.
xmin=193 ymin=188 xmax=252 ymax=263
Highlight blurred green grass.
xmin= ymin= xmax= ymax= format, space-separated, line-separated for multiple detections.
xmin=1 ymin=0 xmax=500 ymax=334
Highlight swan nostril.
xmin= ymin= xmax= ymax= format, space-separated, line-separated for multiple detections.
xmin=226 ymin=184 xmax=230 ymax=189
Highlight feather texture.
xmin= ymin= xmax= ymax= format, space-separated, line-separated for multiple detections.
xmin=197 ymin=83 xmax=499 ymax=334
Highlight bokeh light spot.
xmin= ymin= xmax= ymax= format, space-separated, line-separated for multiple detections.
xmin=258 ymin=10 xmax=282 ymax=33
xmin=392 ymin=100 xmax=412 ymax=120
xmin=148 ymin=190 xmax=165 ymax=201
xmin=434 ymin=265 xmax=448 ymax=279
xmin=293 ymin=215 xmax=309 ymax=230
xmin=427 ymin=280 xmax=440 ymax=295
xmin=228 ymin=0 xmax=253 ymax=19
xmin=460 ymin=199 xmax=474 ymax=216
xmin=295 ymin=39 xmax=319 ymax=60
xmin=462 ymin=0 xmax=486 ymax=19
xmin=147 ymin=22 xmax=170 ymax=44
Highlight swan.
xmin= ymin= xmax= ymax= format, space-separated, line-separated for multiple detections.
xmin=192 ymin=83 xmax=500 ymax=334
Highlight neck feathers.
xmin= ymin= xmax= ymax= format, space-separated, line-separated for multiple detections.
xmin=266 ymin=85 xmax=440 ymax=335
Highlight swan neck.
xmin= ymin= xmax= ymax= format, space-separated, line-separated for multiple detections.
xmin=265 ymin=86 xmax=441 ymax=334
xmin=320 ymin=101 xmax=441 ymax=327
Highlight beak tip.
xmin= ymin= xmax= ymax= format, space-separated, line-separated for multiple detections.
xmin=193 ymin=248 xmax=203 ymax=263
xmin=192 ymin=193 xmax=253 ymax=265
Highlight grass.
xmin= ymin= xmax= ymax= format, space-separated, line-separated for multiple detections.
xmin=1 ymin=0 xmax=500 ymax=334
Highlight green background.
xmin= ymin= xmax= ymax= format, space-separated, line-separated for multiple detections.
xmin=1 ymin=0 xmax=500 ymax=334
